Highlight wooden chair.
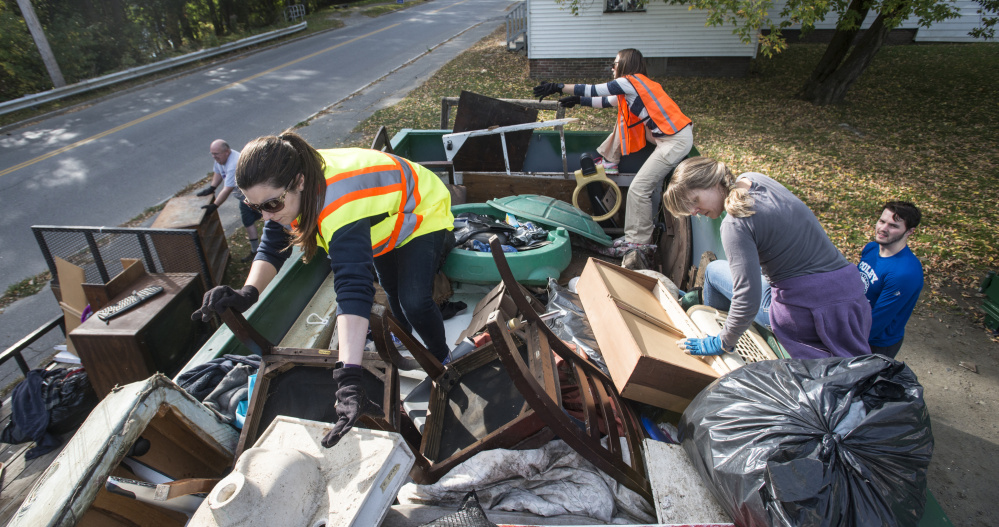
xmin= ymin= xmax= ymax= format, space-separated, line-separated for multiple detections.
xmin=367 ymin=304 xmax=554 ymax=485
xmin=219 ymin=309 xmax=401 ymax=459
xmin=485 ymin=235 xmax=653 ymax=502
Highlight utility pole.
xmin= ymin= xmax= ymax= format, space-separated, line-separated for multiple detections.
xmin=15 ymin=0 xmax=66 ymax=88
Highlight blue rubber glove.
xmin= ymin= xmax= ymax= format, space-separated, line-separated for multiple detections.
xmin=678 ymin=335 xmax=730 ymax=356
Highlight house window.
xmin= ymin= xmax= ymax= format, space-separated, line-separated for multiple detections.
xmin=605 ymin=0 xmax=644 ymax=12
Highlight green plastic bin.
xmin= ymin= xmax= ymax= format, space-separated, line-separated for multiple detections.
xmin=443 ymin=203 xmax=571 ymax=286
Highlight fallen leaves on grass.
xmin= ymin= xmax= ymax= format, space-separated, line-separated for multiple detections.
xmin=348 ymin=28 xmax=999 ymax=325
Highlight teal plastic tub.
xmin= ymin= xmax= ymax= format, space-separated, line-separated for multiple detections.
xmin=443 ymin=203 xmax=571 ymax=286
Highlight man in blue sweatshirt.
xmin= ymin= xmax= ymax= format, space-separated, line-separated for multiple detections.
xmin=857 ymin=201 xmax=924 ymax=358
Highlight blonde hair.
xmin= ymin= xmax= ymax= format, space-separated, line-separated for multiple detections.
xmin=663 ymin=157 xmax=755 ymax=218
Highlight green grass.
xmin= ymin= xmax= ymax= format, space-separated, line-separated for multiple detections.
xmin=349 ymin=29 xmax=999 ymax=322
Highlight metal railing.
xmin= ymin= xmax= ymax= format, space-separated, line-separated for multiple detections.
xmin=0 ymin=22 xmax=307 ymax=117
xmin=506 ymin=2 xmax=527 ymax=52
xmin=285 ymin=4 xmax=307 ymax=22
xmin=0 ymin=316 xmax=65 ymax=376
xmin=33 ymin=226 xmax=214 ymax=292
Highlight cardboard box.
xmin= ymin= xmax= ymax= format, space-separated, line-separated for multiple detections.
xmin=576 ymin=258 xmax=725 ymax=413
xmin=58 ymin=302 xmax=83 ymax=356
xmin=81 ymin=258 xmax=145 ymax=311
xmin=54 ymin=257 xmax=88 ymax=357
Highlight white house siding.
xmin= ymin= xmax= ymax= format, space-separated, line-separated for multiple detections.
xmin=914 ymin=0 xmax=985 ymax=41
xmin=769 ymin=0 xmax=986 ymax=42
xmin=527 ymin=0 xmax=758 ymax=59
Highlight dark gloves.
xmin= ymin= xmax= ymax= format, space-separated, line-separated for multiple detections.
xmin=321 ymin=366 xmax=385 ymax=448
xmin=196 ymin=185 xmax=217 ymax=197
xmin=533 ymin=81 xmax=564 ymax=101
xmin=558 ymin=95 xmax=581 ymax=108
xmin=201 ymin=202 xmax=219 ymax=214
xmin=191 ymin=285 xmax=259 ymax=322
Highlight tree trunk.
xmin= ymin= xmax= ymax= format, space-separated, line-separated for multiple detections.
xmin=796 ymin=0 xmax=869 ymax=100
xmin=205 ymin=0 xmax=223 ymax=36
xmin=801 ymin=8 xmax=902 ymax=105
xmin=175 ymin=0 xmax=196 ymax=43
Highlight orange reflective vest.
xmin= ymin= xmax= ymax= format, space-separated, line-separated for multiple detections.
xmin=313 ymin=148 xmax=453 ymax=257
xmin=616 ymin=74 xmax=691 ymax=156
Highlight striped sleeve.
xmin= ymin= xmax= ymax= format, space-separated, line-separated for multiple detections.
xmin=574 ymin=78 xmax=635 ymax=109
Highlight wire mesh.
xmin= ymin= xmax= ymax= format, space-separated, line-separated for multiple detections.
xmin=32 ymin=226 xmax=212 ymax=290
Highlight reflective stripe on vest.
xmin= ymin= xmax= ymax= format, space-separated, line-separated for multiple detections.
xmin=616 ymin=74 xmax=691 ymax=155
xmin=314 ymin=148 xmax=452 ymax=257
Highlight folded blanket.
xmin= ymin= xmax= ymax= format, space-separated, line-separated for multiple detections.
xmin=203 ymin=363 xmax=255 ymax=424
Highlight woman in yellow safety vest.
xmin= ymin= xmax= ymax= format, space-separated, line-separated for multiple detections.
xmin=191 ymin=132 xmax=454 ymax=448
xmin=533 ymin=48 xmax=693 ymax=246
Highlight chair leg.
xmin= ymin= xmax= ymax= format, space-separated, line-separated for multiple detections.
xmin=221 ymin=308 xmax=274 ymax=356
xmin=486 ymin=312 xmax=653 ymax=503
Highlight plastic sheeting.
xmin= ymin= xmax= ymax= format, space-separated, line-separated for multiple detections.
xmin=397 ymin=439 xmax=654 ymax=524
xmin=680 ymin=355 xmax=933 ymax=527
xmin=544 ymin=278 xmax=609 ymax=377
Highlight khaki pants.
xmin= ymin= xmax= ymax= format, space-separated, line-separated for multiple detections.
xmin=597 ymin=125 xmax=693 ymax=244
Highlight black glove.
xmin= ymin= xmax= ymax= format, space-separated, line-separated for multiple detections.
xmin=202 ymin=202 xmax=219 ymax=214
xmin=533 ymin=81 xmax=564 ymax=101
xmin=558 ymin=95 xmax=581 ymax=108
xmin=191 ymin=285 xmax=259 ymax=322
xmin=196 ymin=185 xmax=217 ymax=197
xmin=321 ymin=367 xmax=385 ymax=448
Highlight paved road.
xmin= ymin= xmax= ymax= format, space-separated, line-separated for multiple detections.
xmin=0 ymin=0 xmax=514 ymax=388
xmin=0 ymin=0 xmax=513 ymax=293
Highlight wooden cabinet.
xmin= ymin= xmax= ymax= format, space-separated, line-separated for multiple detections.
xmin=70 ymin=273 xmax=208 ymax=397
xmin=150 ymin=195 xmax=229 ymax=290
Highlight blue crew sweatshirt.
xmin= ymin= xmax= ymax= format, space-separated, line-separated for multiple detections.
xmin=857 ymin=242 xmax=924 ymax=347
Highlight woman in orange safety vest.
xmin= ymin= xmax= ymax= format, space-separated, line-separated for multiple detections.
xmin=533 ymin=48 xmax=693 ymax=246
xmin=191 ymin=132 xmax=454 ymax=449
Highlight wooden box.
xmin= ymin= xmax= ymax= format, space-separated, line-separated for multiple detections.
xmin=150 ymin=195 xmax=229 ymax=290
xmin=576 ymin=258 xmax=722 ymax=413
xmin=70 ymin=273 xmax=207 ymax=397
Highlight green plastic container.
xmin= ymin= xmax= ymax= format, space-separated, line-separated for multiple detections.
xmin=443 ymin=203 xmax=571 ymax=286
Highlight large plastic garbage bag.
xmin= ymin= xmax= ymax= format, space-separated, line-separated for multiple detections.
xmin=680 ymin=355 xmax=933 ymax=527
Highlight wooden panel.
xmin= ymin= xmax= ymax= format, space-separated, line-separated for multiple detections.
xmin=71 ymin=273 xmax=206 ymax=397
xmin=150 ymin=195 xmax=229 ymax=289
xmin=656 ymin=212 xmax=692 ymax=291
xmin=451 ymin=91 xmax=537 ymax=173
xmin=137 ymin=410 xmax=233 ymax=481
xmin=82 ymin=258 xmax=146 ymax=311
xmin=0 ymin=435 xmax=69 ymax=524
xmin=461 ymin=173 xmax=584 ymax=209
xmin=79 ymin=487 xmax=188 ymax=527
xmin=576 ymin=258 xmax=721 ymax=408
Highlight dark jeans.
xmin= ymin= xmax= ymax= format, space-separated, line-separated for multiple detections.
xmin=870 ymin=338 xmax=904 ymax=359
xmin=373 ymin=229 xmax=450 ymax=361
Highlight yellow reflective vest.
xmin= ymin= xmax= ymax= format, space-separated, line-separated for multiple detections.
xmin=313 ymin=148 xmax=453 ymax=257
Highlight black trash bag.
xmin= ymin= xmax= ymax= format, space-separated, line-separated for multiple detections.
xmin=508 ymin=222 xmax=549 ymax=248
xmin=418 ymin=491 xmax=498 ymax=527
xmin=680 ymin=355 xmax=933 ymax=527
xmin=453 ymin=212 xmax=515 ymax=246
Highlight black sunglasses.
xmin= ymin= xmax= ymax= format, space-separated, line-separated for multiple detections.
xmin=244 ymin=185 xmax=291 ymax=214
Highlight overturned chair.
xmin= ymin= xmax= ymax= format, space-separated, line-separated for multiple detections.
xmin=219 ymin=309 xmax=404 ymax=459
xmin=217 ymin=234 xmax=652 ymax=501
